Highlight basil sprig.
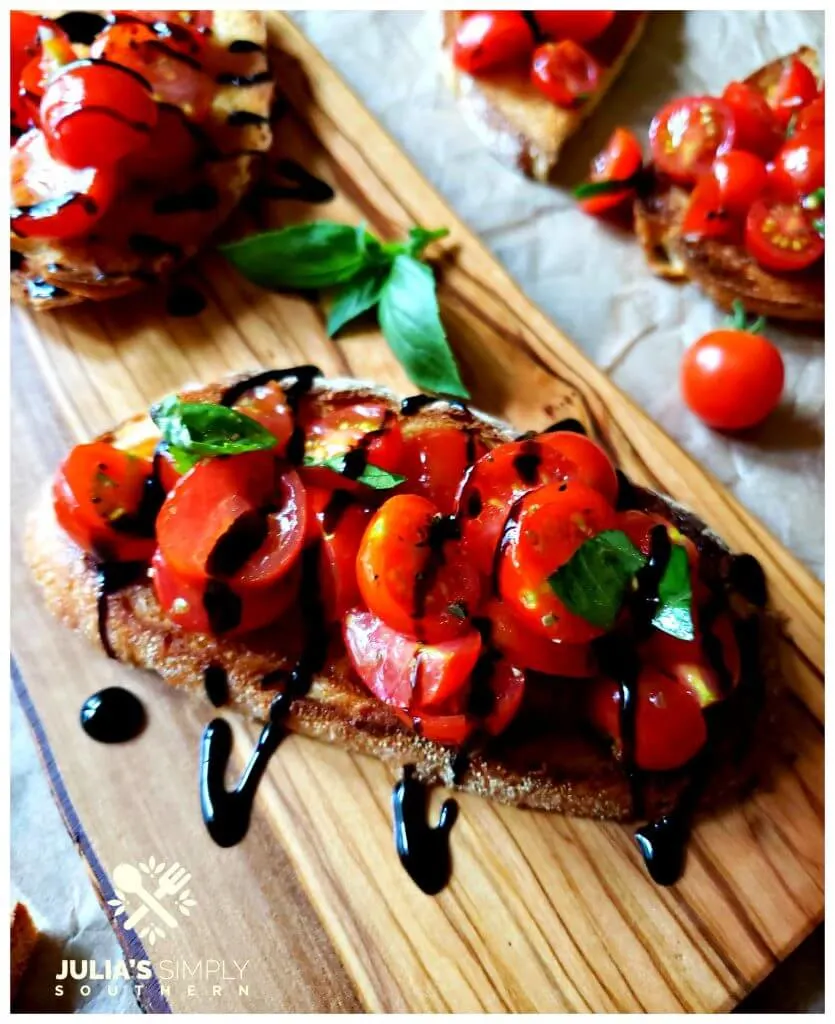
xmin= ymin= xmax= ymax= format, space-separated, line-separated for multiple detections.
xmin=220 ymin=221 xmax=469 ymax=399
xmin=548 ymin=529 xmax=695 ymax=639
xmin=150 ymin=396 xmax=277 ymax=472
xmin=303 ymin=452 xmax=405 ymax=490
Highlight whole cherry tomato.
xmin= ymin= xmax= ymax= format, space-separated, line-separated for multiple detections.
xmin=531 ymin=39 xmax=600 ymax=108
xmin=533 ymin=11 xmax=615 ymax=43
xmin=11 ymin=128 xmax=117 ymax=239
xmin=710 ymin=149 xmax=769 ymax=216
xmin=680 ymin=323 xmax=784 ymax=431
xmin=53 ymin=442 xmax=157 ymax=563
xmin=767 ymin=56 xmax=820 ymax=129
xmin=577 ymin=126 xmax=643 ymax=216
xmin=745 ymin=196 xmax=824 ymax=273
xmin=452 ymin=12 xmax=534 ymax=75
xmin=399 ymin=425 xmax=489 ymax=515
xmin=769 ymin=132 xmax=825 ymax=199
xmin=483 ymin=598 xmax=593 ymax=677
xmin=649 ymin=96 xmax=736 ymax=186
xmin=721 ymin=81 xmax=783 ymax=160
xmin=356 ymin=494 xmax=482 ymax=643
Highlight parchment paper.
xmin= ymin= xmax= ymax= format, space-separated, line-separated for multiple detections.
xmin=11 ymin=10 xmax=824 ymax=1014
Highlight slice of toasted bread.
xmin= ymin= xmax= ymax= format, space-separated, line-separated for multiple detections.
xmin=10 ymin=902 xmax=39 ymax=1003
xmin=634 ymin=47 xmax=824 ymax=322
xmin=25 ymin=372 xmax=772 ymax=821
xmin=442 ymin=12 xmax=647 ymax=181
xmin=11 ymin=10 xmax=274 ymax=312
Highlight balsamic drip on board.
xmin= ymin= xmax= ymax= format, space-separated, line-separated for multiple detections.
xmin=203 ymin=665 xmax=230 ymax=708
xmin=94 ymin=561 xmax=147 ymax=659
xmin=80 ymin=687 xmax=146 ymax=743
xmin=392 ymin=766 xmax=458 ymax=895
xmin=166 ymin=284 xmax=207 ymax=317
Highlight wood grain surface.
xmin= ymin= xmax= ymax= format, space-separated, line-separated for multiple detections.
xmin=10 ymin=14 xmax=823 ymax=1013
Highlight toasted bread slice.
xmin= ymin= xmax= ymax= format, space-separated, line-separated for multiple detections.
xmin=10 ymin=902 xmax=39 ymax=1003
xmin=11 ymin=10 xmax=274 ymax=312
xmin=634 ymin=47 xmax=824 ymax=322
xmin=442 ymin=12 xmax=647 ymax=181
xmin=26 ymin=372 xmax=772 ymax=821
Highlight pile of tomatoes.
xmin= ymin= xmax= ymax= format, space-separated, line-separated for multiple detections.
xmin=452 ymin=11 xmax=616 ymax=109
xmin=52 ymin=383 xmax=737 ymax=772
xmin=11 ymin=11 xmax=212 ymax=241
xmin=578 ymin=55 xmax=825 ymax=274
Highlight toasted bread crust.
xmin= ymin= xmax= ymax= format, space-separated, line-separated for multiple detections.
xmin=11 ymin=10 xmax=273 ymax=311
xmin=10 ymin=902 xmax=39 ymax=1002
xmin=26 ymin=373 xmax=772 ymax=820
xmin=634 ymin=48 xmax=824 ymax=322
xmin=442 ymin=12 xmax=647 ymax=181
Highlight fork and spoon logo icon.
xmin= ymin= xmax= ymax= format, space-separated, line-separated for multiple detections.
xmin=108 ymin=857 xmax=196 ymax=945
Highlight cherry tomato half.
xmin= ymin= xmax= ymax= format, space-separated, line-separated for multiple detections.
xmin=356 ymin=494 xmax=482 ymax=643
xmin=531 ymin=40 xmax=600 ymax=109
xmin=721 ymin=81 xmax=783 ymax=160
xmin=617 ymin=510 xmax=699 ymax=574
xmin=483 ymin=599 xmax=593 ymax=677
xmin=11 ymin=128 xmax=116 ymax=239
xmin=649 ymin=96 xmax=736 ymax=186
xmin=680 ymin=176 xmax=737 ymax=243
xmin=770 ymin=133 xmax=825 ymax=200
xmin=19 ymin=29 xmax=77 ymax=122
xmin=578 ymin=126 xmax=643 ymax=216
xmin=794 ymin=92 xmax=825 ymax=135
xmin=316 ymin=499 xmax=373 ymax=621
xmin=711 ymin=149 xmax=768 ymax=216
xmin=399 ymin=425 xmax=489 ymax=515
xmin=768 ymin=56 xmax=820 ymax=129
xmin=497 ymin=480 xmax=617 ymax=643
xmin=11 ymin=12 xmax=59 ymax=135
xmin=232 ymin=380 xmax=295 ymax=457
xmin=640 ymin=613 xmax=740 ymax=707
xmin=680 ymin=327 xmax=784 ymax=431
xmin=301 ymin=399 xmax=404 ymax=491
xmin=53 ymin=442 xmax=157 ymax=563
xmin=533 ymin=11 xmax=615 ymax=44
xmin=745 ymin=196 xmax=824 ymax=273
xmin=452 ymin=12 xmax=534 ymax=75
xmin=539 ymin=431 xmax=618 ymax=504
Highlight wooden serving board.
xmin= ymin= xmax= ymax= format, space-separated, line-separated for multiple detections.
xmin=10 ymin=14 xmax=823 ymax=1014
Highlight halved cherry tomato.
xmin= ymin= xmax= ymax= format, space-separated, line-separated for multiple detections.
xmin=680 ymin=326 xmax=784 ymax=431
xmin=231 ymin=380 xmax=295 ymax=457
xmin=640 ymin=612 xmax=740 ymax=706
xmin=587 ymin=666 xmax=708 ymax=771
xmin=151 ymin=443 xmax=183 ymax=495
xmin=483 ymin=599 xmax=593 ymax=677
xmin=53 ymin=442 xmax=156 ymax=563
xmin=745 ymin=196 xmax=824 ymax=273
xmin=497 ymin=480 xmax=617 ymax=643
xmin=617 ymin=510 xmax=699 ymax=576
xmin=452 ymin=12 xmax=534 ymax=74
xmin=152 ymin=548 xmax=300 ymax=637
xmin=538 ymin=431 xmax=618 ymax=504
xmin=317 ymin=499 xmax=373 ymax=621
xmin=767 ymin=56 xmax=819 ymax=129
xmin=711 ymin=149 xmax=768 ymax=216
xmin=19 ymin=29 xmax=77 ymax=122
xmin=649 ymin=96 xmax=736 ymax=186
xmin=11 ymin=128 xmax=116 ymax=239
xmin=356 ymin=494 xmax=481 ymax=643
xmin=794 ymin=92 xmax=824 ymax=135
xmin=578 ymin=126 xmax=643 ymax=215
xmin=399 ymin=425 xmax=489 ymax=515
xmin=769 ymin=132 xmax=825 ymax=200
xmin=40 ymin=61 xmax=159 ymax=169
xmin=531 ymin=40 xmax=600 ymax=108
xmin=156 ymin=453 xmax=306 ymax=588
xmin=533 ymin=11 xmax=615 ymax=43
xmin=681 ymin=176 xmax=737 ymax=242
xmin=11 ymin=12 xmax=58 ymax=135
xmin=301 ymin=399 xmax=404 ymax=490
xmin=127 ymin=104 xmax=200 ymax=183
xmin=721 ymin=81 xmax=783 ymax=160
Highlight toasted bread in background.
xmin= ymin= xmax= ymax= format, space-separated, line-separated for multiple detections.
xmin=634 ymin=47 xmax=824 ymax=322
xmin=441 ymin=12 xmax=647 ymax=181
xmin=10 ymin=902 xmax=39 ymax=1003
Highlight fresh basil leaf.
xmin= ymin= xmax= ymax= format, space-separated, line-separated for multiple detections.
xmin=304 ymin=453 xmax=405 ymax=490
xmin=377 ymin=254 xmax=469 ymax=398
xmin=404 ymin=226 xmax=449 ymax=258
xmin=572 ymin=173 xmax=641 ymax=200
xmin=327 ymin=265 xmax=390 ymax=337
xmin=548 ymin=530 xmax=647 ymax=630
xmin=220 ymin=223 xmax=371 ymax=290
xmin=151 ymin=396 xmax=277 ymax=467
xmin=813 ymin=216 xmax=825 ymax=238
xmin=651 ymin=544 xmax=695 ymax=640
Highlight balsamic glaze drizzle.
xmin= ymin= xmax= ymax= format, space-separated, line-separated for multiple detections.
xmin=392 ymin=766 xmax=458 ymax=895
xmin=260 ymin=160 xmax=335 ymax=203
xmin=95 ymin=561 xmax=147 ymax=659
xmin=203 ymin=665 xmax=230 ymax=708
xmin=216 ymin=69 xmax=272 ymax=87
xmin=55 ymin=11 xmax=108 ymax=44
xmin=399 ymin=394 xmax=471 ymax=417
xmin=166 ymin=284 xmax=207 ymax=318
xmin=544 ymin=417 xmax=587 ymax=436
xmin=80 ymin=687 xmax=146 ymax=743
xmin=153 ymin=182 xmax=220 ymax=215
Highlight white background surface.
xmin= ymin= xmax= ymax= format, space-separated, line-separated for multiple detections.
xmin=11 ymin=9 xmax=824 ymax=1013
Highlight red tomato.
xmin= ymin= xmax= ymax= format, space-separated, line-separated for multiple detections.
xmin=711 ymin=149 xmax=768 ymax=215
xmin=794 ymin=93 xmax=824 ymax=135
xmin=11 ymin=12 xmax=57 ymax=135
xmin=301 ymin=399 xmax=404 ymax=490
xmin=19 ymin=29 xmax=77 ymax=121
xmin=452 ymin=12 xmax=534 ymax=74
xmin=768 ymin=56 xmax=820 ymax=129
xmin=317 ymin=499 xmax=373 ymax=621
xmin=152 ymin=548 xmax=300 ymax=637
xmin=588 ymin=667 xmax=708 ymax=771
xmin=680 ymin=176 xmax=737 ymax=242
xmin=538 ymin=431 xmax=618 ymax=504
xmin=681 ymin=327 xmax=784 ymax=431
xmin=53 ymin=442 xmax=156 ymax=563
xmin=640 ymin=613 xmax=740 ymax=706
xmin=479 ymin=659 xmax=527 ymax=736
xmin=618 ymin=510 xmax=699 ymax=572
xmin=531 ymin=40 xmax=600 ymax=108
xmin=152 ymin=444 xmax=183 ymax=495
xmin=232 ymin=381 xmax=295 ymax=457
xmin=745 ymin=196 xmax=824 ymax=272
xmin=770 ymin=133 xmax=825 ymax=199
xmin=127 ymin=105 xmax=199 ymax=183
xmin=721 ymin=81 xmax=783 ymax=159
xmin=533 ymin=11 xmax=615 ymax=43
xmin=578 ymin=126 xmax=643 ymax=215
xmin=399 ymin=425 xmax=489 ymax=515
xmin=40 ymin=61 xmax=159 ymax=169
xmin=10 ymin=129 xmax=116 ymax=239
xmin=483 ymin=599 xmax=593 ymax=677
xmin=649 ymin=96 xmax=736 ymax=186
xmin=156 ymin=453 xmax=306 ymax=587
xmin=356 ymin=494 xmax=481 ymax=643
xmin=497 ymin=480 xmax=617 ymax=643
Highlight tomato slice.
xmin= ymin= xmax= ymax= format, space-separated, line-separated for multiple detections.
xmin=680 ymin=177 xmax=737 ymax=243
xmin=452 ymin=12 xmax=534 ymax=75
xmin=720 ymin=81 xmax=783 ymax=160
xmin=11 ymin=128 xmax=116 ymax=239
xmin=152 ymin=547 xmax=300 ymax=637
xmin=767 ymin=56 xmax=820 ymax=129
xmin=640 ymin=613 xmax=740 ymax=707
xmin=483 ymin=599 xmax=593 ymax=677
xmin=531 ymin=40 xmax=600 ymax=109
xmin=794 ymin=93 xmax=824 ymax=135
xmin=316 ymin=497 xmax=373 ymax=621
xmin=357 ymin=494 xmax=481 ymax=643
xmin=649 ymin=96 xmax=736 ymax=186
xmin=538 ymin=431 xmax=618 ymax=504
xmin=497 ymin=480 xmax=617 ymax=643
xmin=399 ymin=425 xmax=489 ymax=515
xmin=745 ymin=196 xmax=824 ymax=272
xmin=11 ymin=12 xmax=59 ymax=136
xmin=617 ymin=510 xmax=699 ymax=575
xmin=770 ymin=133 xmax=825 ymax=200
xmin=533 ymin=11 xmax=615 ymax=43
xmin=578 ymin=126 xmax=643 ymax=215
xmin=53 ymin=442 xmax=157 ymax=563
xmin=19 ymin=29 xmax=77 ymax=123
xmin=710 ymin=149 xmax=768 ymax=216
xmin=232 ymin=380 xmax=296 ymax=458
xmin=300 ymin=398 xmax=404 ymax=490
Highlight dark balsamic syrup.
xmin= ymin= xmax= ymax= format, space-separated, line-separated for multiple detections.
xmin=55 ymin=11 xmax=108 ymax=44
xmin=95 ymin=562 xmax=147 ymax=659
xmin=544 ymin=417 xmax=587 ymax=436
xmin=228 ymin=39 xmax=265 ymax=54
xmin=261 ymin=160 xmax=335 ymax=203
xmin=216 ymin=69 xmax=272 ymax=87
xmin=153 ymin=183 xmax=220 ymax=215
xmin=166 ymin=285 xmax=207 ymax=317
xmin=227 ymin=110 xmax=270 ymax=127
xmin=80 ymin=687 xmax=146 ymax=743
xmin=399 ymin=394 xmax=471 ymax=417
xmin=512 ymin=438 xmax=542 ymax=484
xmin=450 ymin=750 xmax=470 ymax=785
xmin=203 ymin=665 xmax=229 ymax=708
xmin=392 ymin=766 xmax=457 ymax=895
xmin=11 ymin=250 xmax=24 ymax=271
xmin=128 ymin=234 xmax=183 ymax=261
